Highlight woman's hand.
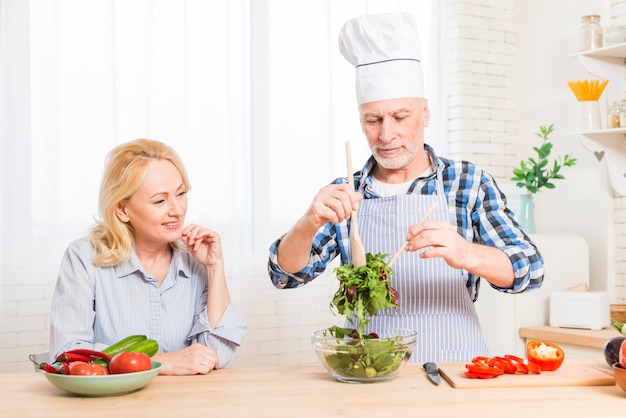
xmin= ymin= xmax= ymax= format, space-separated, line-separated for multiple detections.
xmin=153 ymin=344 xmax=220 ymax=375
xmin=181 ymin=224 xmax=224 ymax=267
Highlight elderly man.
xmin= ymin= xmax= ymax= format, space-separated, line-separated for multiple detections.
xmin=267 ymin=12 xmax=543 ymax=362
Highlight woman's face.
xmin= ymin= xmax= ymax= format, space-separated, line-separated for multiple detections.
xmin=115 ymin=159 xmax=188 ymax=248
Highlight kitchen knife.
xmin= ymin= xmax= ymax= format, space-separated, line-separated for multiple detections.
xmin=423 ymin=362 xmax=440 ymax=385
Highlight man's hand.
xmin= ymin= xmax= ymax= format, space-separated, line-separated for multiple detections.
xmin=301 ymin=184 xmax=362 ymax=231
xmin=405 ymin=220 xmax=514 ymax=288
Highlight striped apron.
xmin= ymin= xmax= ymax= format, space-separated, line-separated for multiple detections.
xmin=351 ymin=173 xmax=490 ymax=363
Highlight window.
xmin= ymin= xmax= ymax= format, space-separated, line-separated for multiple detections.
xmin=0 ymin=0 xmax=437 ymax=275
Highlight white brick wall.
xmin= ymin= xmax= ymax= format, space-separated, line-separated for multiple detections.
xmin=444 ymin=0 xmax=517 ymax=181
xmin=0 ymin=270 xmax=54 ymax=372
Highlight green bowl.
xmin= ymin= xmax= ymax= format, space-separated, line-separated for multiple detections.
xmin=41 ymin=360 xmax=162 ymax=397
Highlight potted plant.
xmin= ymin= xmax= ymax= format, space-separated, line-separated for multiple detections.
xmin=510 ymin=124 xmax=577 ymax=233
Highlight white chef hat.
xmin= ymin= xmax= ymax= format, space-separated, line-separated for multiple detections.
xmin=338 ymin=12 xmax=424 ymax=105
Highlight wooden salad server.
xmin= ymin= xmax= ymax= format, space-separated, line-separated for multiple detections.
xmin=345 ymin=141 xmax=367 ymax=267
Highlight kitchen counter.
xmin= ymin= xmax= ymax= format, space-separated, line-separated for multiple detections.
xmin=519 ymin=325 xmax=620 ymax=349
xmin=1 ymin=360 xmax=624 ymax=417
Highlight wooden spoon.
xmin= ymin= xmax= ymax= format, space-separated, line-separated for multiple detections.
xmin=345 ymin=141 xmax=367 ymax=267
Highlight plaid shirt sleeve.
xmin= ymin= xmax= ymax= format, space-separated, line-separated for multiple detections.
xmin=425 ymin=155 xmax=544 ymax=301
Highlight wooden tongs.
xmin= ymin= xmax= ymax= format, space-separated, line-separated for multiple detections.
xmin=388 ymin=202 xmax=437 ymax=267
xmin=345 ymin=141 xmax=366 ymax=267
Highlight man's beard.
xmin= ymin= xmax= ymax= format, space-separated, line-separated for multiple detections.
xmin=372 ymin=146 xmax=418 ymax=170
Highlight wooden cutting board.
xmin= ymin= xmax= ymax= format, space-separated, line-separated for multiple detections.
xmin=438 ymin=358 xmax=615 ymax=389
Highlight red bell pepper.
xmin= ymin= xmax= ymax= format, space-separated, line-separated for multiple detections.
xmin=526 ymin=340 xmax=565 ymax=371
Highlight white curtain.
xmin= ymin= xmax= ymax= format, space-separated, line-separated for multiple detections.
xmin=0 ymin=0 xmax=439 ymax=277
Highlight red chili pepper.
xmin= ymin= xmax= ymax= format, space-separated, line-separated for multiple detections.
xmin=39 ymin=361 xmax=70 ymax=374
xmin=55 ymin=352 xmax=96 ymax=363
xmin=56 ymin=349 xmax=112 ymax=363
xmin=39 ymin=362 xmax=61 ymax=373
xmin=60 ymin=362 xmax=70 ymax=375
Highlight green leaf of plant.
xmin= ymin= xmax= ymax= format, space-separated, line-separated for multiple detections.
xmin=512 ymin=124 xmax=576 ymax=195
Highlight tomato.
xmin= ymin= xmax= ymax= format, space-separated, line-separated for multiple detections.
xmin=526 ymin=340 xmax=565 ymax=371
xmin=69 ymin=362 xmax=109 ymax=376
xmin=109 ymin=351 xmax=152 ymax=374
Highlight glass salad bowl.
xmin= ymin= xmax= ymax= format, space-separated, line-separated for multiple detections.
xmin=311 ymin=328 xmax=416 ymax=383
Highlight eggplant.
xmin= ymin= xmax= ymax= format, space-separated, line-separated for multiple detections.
xmin=604 ymin=336 xmax=625 ymax=366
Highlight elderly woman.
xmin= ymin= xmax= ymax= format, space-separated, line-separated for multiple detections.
xmin=50 ymin=139 xmax=246 ymax=375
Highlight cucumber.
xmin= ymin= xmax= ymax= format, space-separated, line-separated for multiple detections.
xmin=125 ymin=338 xmax=159 ymax=357
xmin=102 ymin=335 xmax=147 ymax=357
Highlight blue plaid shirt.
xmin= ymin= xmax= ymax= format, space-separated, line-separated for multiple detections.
xmin=268 ymin=144 xmax=544 ymax=302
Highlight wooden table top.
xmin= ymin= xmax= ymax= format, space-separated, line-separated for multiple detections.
xmin=2 ymin=359 xmax=625 ymax=417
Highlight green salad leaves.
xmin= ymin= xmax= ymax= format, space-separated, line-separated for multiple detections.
xmin=331 ymin=252 xmax=399 ymax=337
xmin=318 ymin=254 xmax=410 ymax=381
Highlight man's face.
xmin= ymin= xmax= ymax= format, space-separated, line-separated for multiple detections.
xmin=359 ymin=97 xmax=430 ymax=171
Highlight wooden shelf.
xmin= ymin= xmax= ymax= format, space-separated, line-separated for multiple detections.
xmin=569 ymin=44 xmax=626 ymax=196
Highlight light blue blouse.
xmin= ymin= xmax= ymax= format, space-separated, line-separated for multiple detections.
xmin=49 ymin=237 xmax=246 ymax=367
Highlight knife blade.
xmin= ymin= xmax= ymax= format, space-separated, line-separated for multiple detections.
xmin=423 ymin=362 xmax=441 ymax=385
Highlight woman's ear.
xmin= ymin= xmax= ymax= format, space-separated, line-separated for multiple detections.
xmin=114 ymin=202 xmax=130 ymax=223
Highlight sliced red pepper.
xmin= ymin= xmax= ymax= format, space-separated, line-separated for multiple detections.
xmin=464 ymin=371 xmax=499 ymax=379
xmin=465 ymin=362 xmax=504 ymax=379
xmin=503 ymin=355 xmax=529 ymax=374
xmin=490 ymin=356 xmax=517 ymax=374
xmin=526 ymin=360 xmax=542 ymax=374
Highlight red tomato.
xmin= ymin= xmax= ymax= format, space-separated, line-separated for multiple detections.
xmin=109 ymin=352 xmax=152 ymax=374
xmin=526 ymin=340 xmax=565 ymax=371
xmin=69 ymin=362 xmax=109 ymax=376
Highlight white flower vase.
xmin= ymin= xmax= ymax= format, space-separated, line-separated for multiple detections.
xmin=577 ymin=100 xmax=601 ymax=131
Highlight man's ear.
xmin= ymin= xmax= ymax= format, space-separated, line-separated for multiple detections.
xmin=422 ymin=98 xmax=431 ymax=127
xmin=115 ymin=202 xmax=130 ymax=223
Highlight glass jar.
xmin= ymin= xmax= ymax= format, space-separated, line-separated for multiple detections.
xmin=609 ymin=101 xmax=621 ymax=128
xmin=604 ymin=25 xmax=626 ymax=47
xmin=620 ymin=99 xmax=626 ymax=127
xmin=580 ymin=15 xmax=603 ymax=51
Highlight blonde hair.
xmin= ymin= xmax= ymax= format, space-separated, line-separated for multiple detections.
xmin=91 ymin=139 xmax=191 ymax=266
